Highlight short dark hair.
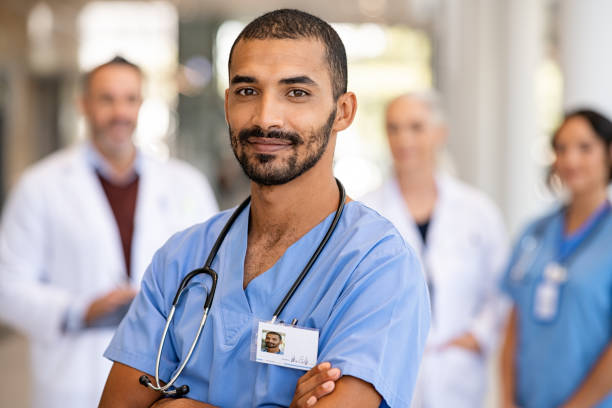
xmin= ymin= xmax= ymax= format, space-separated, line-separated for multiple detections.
xmin=228 ymin=9 xmax=347 ymax=100
xmin=550 ymin=108 xmax=612 ymax=183
xmin=82 ymin=56 xmax=142 ymax=94
xmin=265 ymin=331 xmax=282 ymax=340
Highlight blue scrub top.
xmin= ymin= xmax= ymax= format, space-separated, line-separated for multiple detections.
xmin=502 ymin=208 xmax=612 ymax=408
xmin=105 ymin=201 xmax=430 ymax=407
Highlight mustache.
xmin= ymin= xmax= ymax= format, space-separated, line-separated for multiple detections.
xmin=107 ymin=119 xmax=135 ymax=127
xmin=237 ymin=127 xmax=303 ymax=145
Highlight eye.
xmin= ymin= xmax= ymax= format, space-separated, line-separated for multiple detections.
xmin=578 ymin=142 xmax=592 ymax=153
xmin=287 ymin=89 xmax=309 ymax=98
xmin=99 ymin=94 xmax=114 ymax=103
xmin=236 ymin=88 xmax=257 ymax=96
xmin=410 ymin=122 xmax=424 ymax=133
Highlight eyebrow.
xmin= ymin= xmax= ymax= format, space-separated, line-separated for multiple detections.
xmin=230 ymin=75 xmax=318 ymax=87
xmin=230 ymin=75 xmax=256 ymax=85
xmin=279 ymin=76 xmax=317 ymax=86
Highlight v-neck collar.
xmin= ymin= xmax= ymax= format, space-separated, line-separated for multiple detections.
xmin=215 ymin=202 xmax=345 ymax=320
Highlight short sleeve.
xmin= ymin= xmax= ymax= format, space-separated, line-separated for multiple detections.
xmin=317 ymin=238 xmax=430 ymax=408
xmin=104 ymin=246 xmax=180 ymax=381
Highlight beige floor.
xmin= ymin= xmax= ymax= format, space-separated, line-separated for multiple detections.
xmin=0 ymin=327 xmax=31 ymax=408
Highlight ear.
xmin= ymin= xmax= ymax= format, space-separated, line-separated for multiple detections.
xmin=224 ymin=88 xmax=230 ymax=124
xmin=332 ymin=91 xmax=357 ymax=133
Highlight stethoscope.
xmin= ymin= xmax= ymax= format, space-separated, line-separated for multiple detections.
xmin=140 ymin=179 xmax=346 ymax=397
xmin=509 ymin=201 xmax=611 ymax=322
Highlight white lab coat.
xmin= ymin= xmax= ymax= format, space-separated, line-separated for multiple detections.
xmin=0 ymin=144 xmax=218 ymax=408
xmin=360 ymin=174 xmax=508 ymax=408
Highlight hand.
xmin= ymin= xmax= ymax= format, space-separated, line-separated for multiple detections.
xmin=443 ymin=332 xmax=482 ymax=354
xmin=290 ymin=362 xmax=341 ymax=407
xmin=84 ymin=286 xmax=137 ymax=326
xmin=501 ymin=400 xmax=520 ymax=408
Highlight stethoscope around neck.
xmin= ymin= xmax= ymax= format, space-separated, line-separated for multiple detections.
xmin=139 ymin=179 xmax=346 ymax=397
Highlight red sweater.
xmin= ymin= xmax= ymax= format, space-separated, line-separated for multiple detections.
xmin=97 ymin=173 xmax=139 ymax=277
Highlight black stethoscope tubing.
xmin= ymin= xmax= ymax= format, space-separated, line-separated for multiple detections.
xmin=140 ymin=178 xmax=346 ymax=397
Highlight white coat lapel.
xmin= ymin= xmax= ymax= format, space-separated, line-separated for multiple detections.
xmin=130 ymin=156 xmax=169 ymax=286
xmin=67 ymin=145 xmax=126 ymax=286
xmin=386 ymin=178 xmax=424 ymax=256
xmin=421 ymin=175 xmax=449 ymax=285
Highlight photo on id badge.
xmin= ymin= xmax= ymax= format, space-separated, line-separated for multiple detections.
xmin=254 ymin=321 xmax=318 ymax=371
xmin=261 ymin=330 xmax=285 ymax=355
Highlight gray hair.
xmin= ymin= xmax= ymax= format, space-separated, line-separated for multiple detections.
xmin=387 ymin=90 xmax=446 ymax=125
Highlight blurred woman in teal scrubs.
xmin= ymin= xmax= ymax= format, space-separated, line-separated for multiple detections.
xmin=500 ymin=109 xmax=612 ymax=408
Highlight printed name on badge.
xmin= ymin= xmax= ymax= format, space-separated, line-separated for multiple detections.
xmin=253 ymin=321 xmax=318 ymax=371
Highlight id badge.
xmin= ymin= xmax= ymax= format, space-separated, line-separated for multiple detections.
xmin=533 ymin=281 xmax=559 ymax=322
xmin=251 ymin=320 xmax=318 ymax=371
xmin=543 ymin=263 xmax=567 ymax=284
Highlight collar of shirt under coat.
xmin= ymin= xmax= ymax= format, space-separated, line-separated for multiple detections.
xmin=85 ymin=141 xmax=142 ymax=185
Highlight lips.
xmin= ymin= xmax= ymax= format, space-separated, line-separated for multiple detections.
xmin=247 ymin=137 xmax=293 ymax=153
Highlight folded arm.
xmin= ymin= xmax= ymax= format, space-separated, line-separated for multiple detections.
xmin=290 ymin=362 xmax=379 ymax=408
xmin=99 ymin=362 xmax=217 ymax=408
xmin=310 ymin=375 xmax=381 ymax=407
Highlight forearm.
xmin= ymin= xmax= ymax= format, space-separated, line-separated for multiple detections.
xmin=100 ymin=362 xmax=220 ymax=408
xmin=99 ymin=362 xmax=164 ymax=408
xmin=150 ymin=398 xmax=217 ymax=408
xmin=310 ymin=376 xmax=381 ymax=408
xmin=500 ymin=307 xmax=517 ymax=404
xmin=562 ymin=342 xmax=612 ymax=408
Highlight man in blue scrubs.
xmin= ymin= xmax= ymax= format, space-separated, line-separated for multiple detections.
xmin=99 ymin=9 xmax=430 ymax=408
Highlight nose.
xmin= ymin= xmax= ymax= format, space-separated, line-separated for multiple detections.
xmin=391 ymin=128 xmax=417 ymax=148
xmin=253 ymin=93 xmax=284 ymax=130
xmin=559 ymin=147 xmax=581 ymax=166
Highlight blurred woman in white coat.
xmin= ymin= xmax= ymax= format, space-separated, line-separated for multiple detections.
xmin=361 ymin=91 xmax=508 ymax=408
xmin=0 ymin=58 xmax=219 ymax=408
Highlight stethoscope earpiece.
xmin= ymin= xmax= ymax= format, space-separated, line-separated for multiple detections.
xmin=139 ymin=375 xmax=151 ymax=387
xmin=175 ymin=385 xmax=190 ymax=397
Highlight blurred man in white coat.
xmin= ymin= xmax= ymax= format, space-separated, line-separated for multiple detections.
xmin=0 ymin=57 xmax=218 ymax=408
xmin=361 ymin=91 xmax=508 ymax=408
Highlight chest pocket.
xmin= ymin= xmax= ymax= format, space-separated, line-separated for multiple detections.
xmin=220 ymin=305 xmax=253 ymax=348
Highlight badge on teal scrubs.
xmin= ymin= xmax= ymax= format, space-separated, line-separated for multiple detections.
xmin=533 ymin=262 xmax=568 ymax=322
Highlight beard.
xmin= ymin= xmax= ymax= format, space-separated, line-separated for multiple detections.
xmin=91 ymin=118 xmax=137 ymax=158
xmin=229 ymin=109 xmax=336 ymax=186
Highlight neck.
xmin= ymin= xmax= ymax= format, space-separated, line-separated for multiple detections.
xmin=566 ymin=187 xmax=609 ymax=233
xmin=395 ymin=166 xmax=437 ymax=223
xmin=249 ymin=165 xmax=341 ymax=241
xmin=396 ymin=167 xmax=436 ymax=195
xmin=93 ymin=141 xmax=136 ymax=181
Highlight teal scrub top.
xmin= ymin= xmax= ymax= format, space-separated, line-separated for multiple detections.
xmin=502 ymin=207 xmax=612 ymax=408
xmin=105 ymin=201 xmax=431 ymax=407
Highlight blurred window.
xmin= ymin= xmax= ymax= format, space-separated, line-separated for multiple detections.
xmin=78 ymin=1 xmax=179 ymax=159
